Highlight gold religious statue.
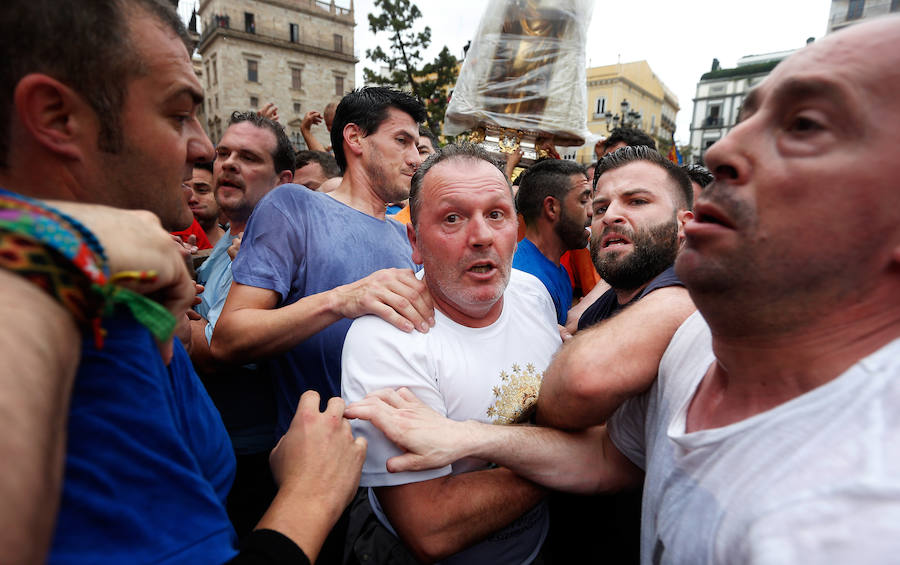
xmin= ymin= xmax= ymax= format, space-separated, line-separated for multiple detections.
xmin=444 ymin=0 xmax=593 ymax=164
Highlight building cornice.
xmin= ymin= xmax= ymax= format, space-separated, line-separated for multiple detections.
xmin=198 ymin=27 xmax=357 ymax=64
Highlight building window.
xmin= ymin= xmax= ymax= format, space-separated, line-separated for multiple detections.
xmin=293 ymin=102 xmax=302 ymax=114
xmin=244 ymin=12 xmax=256 ymax=33
xmin=333 ymin=34 xmax=343 ymax=53
xmin=847 ymin=0 xmax=865 ymax=19
xmin=291 ymin=67 xmax=302 ymax=90
xmin=705 ymin=104 xmax=721 ymax=127
xmin=290 ymin=23 xmax=299 ymax=42
xmin=594 ymin=97 xmax=606 ymax=116
xmin=247 ymin=60 xmax=258 ymax=83
xmin=205 ymin=62 xmax=210 ymax=88
xmin=212 ymin=59 xmax=218 ymax=85
xmin=215 ymin=94 xmax=219 ymax=109
xmin=250 ymin=96 xmax=259 ymax=108
xmin=335 ymin=75 xmax=344 ymax=96
xmin=892 ymin=0 xmax=899 ymax=12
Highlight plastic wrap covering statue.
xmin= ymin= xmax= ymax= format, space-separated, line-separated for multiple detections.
xmin=444 ymin=0 xmax=593 ymax=159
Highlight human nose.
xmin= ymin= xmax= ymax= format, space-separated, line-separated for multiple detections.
xmin=187 ymin=189 xmax=199 ymax=205
xmin=188 ymin=118 xmax=214 ymax=164
xmin=704 ymin=120 xmax=753 ymax=187
xmin=467 ymin=215 xmax=494 ymax=248
xmin=601 ymin=201 xmax=626 ymax=227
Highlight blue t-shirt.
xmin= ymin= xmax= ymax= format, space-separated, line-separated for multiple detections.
xmin=577 ymin=265 xmax=683 ymax=331
xmin=50 ymin=312 xmax=238 ymax=564
xmin=231 ymin=184 xmax=415 ymax=436
xmin=512 ymin=237 xmax=572 ymax=324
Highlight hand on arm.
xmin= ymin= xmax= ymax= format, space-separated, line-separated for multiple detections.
xmin=345 ymin=387 xmax=641 ymax=494
xmin=212 ymin=268 xmax=434 ymax=364
xmin=539 ymin=286 xmax=696 ymax=429
xmin=256 ymin=391 xmax=365 ymax=564
xmin=49 ymin=203 xmax=196 ymax=362
xmin=564 ymin=278 xmax=610 ymax=334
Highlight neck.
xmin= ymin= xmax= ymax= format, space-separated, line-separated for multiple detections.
xmin=228 ymin=219 xmax=247 ymax=234
xmin=688 ymin=280 xmax=900 ymax=430
xmin=613 ymin=281 xmax=651 ymax=305
xmin=524 ymin=226 xmax=565 ymax=266
xmin=327 ymin=164 xmax=391 ymax=220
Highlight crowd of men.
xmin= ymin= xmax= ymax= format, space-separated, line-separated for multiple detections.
xmin=1 ymin=0 xmax=898 ymax=563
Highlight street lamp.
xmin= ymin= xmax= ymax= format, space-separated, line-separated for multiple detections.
xmin=604 ymin=98 xmax=643 ymax=132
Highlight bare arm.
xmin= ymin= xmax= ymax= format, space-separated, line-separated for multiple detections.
xmin=300 ymin=111 xmax=326 ymax=153
xmin=539 ymin=286 xmax=695 ymax=429
xmin=0 ymin=271 xmax=80 ymax=564
xmin=211 ymin=269 xmax=434 ymax=364
xmin=345 ymin=388 xmax=642 ymax=496
xmin=256 ymin=392 xmax=365 ymax=563
xmin=375 ymin=468 xmax=545 ymax=563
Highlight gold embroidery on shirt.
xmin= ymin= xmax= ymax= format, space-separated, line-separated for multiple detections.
xmin=488 ymin=362 xmax=543 ymax=424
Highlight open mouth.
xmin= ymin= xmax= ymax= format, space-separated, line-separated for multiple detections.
xmin=601 ymin=233 xmax=631 ymax=248
xmin=693 ymin=203 xmax=735 ymax=229
xmin=468 ymin=262 xmax=495 ymax=274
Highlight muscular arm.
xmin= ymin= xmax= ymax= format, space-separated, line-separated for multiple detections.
xmin=0 ymin=270 xmax=80 ymax=564
xmin=538 ymin=286 xmax=695 ymax=430
xmin=375 ymin=468 xmax=546 ymax=563
xmin=345 ymin=388 xmax=643 ymax=496
xmin=211 ymin=269 xmax=433 ymax=364
xmin=563 ymin=278 xmax=609 ymax=334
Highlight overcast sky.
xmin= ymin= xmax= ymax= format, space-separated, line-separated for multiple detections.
xmin=350 ymin=0 xmax=832 ymax=145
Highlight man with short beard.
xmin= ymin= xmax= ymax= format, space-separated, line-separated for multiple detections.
xmin=578 ymin=146 xmax=694 ymax=330
xmin=512 ymin=158 xmax=592 ymax=324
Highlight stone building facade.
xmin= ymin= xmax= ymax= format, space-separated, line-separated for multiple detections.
xmin=197 ymin=0 xmax=356 ymax=149
xmin=577 ymin=60 xmax=679 ymax=164
xmin=688 ymin=49 xmax=798 ymax=165
xmin=827 ymin=0 xmax=899 ymax=33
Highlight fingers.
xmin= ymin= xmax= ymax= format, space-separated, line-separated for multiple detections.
xmin=365 ymin=269 xmax=435 ymax=333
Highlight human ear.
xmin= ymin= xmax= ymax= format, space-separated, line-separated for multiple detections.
xmin=14 ymin=74 xmax=94 ymax=162
xmin=407 ymin=222 xmax=423 ymax=265
xmin=343 ymin=123 xmax=364 ymax=159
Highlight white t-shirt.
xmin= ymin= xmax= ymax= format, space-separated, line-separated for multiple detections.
xmin=342 ymin=269 xmax=562 ymax=565
xmin=609 ymin=311 xmax=900 ymax=564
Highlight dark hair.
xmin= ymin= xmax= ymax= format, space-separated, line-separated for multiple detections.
xmin=418 ymin=125 xmax=439 ymax=151
xmin=295 ymin=150 xmax=340 ymax=178
xmin=330 ymin=87 xmax=427 ymax=172
xmin=515 ymin=159 xmax=587 ymax=225
xmin=682 ymin=163 xmax=714 ymax=188
xmin=227 ymin=111 xmax=295 ymax=175
xmin=596 ymin=146 xmax=693 ymax=210
xmin=409 ymin=143 xmax=507 ymax=227
xmin=0 ymin=0 xmax=190 ymax=167
xmin=603 ymin=127 xmax=657 ymax=152
xmin=193 ymin=160 xmax=214 ymax=173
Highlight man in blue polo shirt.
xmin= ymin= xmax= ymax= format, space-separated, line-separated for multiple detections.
xmin=512 ymin=159 xmax=592 ymax=325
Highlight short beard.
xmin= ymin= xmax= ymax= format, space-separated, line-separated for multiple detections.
xmin=554 ymin=207 xmax=589 ymax=250
xmin=591 ymin=216 xmax=679 ymax=291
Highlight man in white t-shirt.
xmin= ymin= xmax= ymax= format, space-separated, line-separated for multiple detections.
xmin=346 ymin=16 xmax=900 ymax=563
xmin=342 ymin=143 xmax=562 ymax=564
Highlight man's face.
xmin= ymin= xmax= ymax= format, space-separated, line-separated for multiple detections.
xmin=417 ymin=136 xmax=436 ymax=158
xmin=94 ymin=10 xmax=213 ymax=230
xmin=186 ymin=168 xmax=218 ymax=224
xmin=214 ymin=122 xmax=283 ymax=223
xmin=591 ymin=161 xmax=689 ymax=291
xmin=409 ymin=158 xmax=518 ymax=326
xmin=676 ymin=19 xmax=900 ymax=312
xmin=554 ymin=173 xmax=593 ymax=250
xmin=360 ymin=107 xmax=422 ymax=205
xmin=294 ymin=161 xmax=328 ymax=190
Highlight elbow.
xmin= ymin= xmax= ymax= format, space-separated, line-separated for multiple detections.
xmin=401 ymin=534 xmax=456 ymax=564
xmin=208 ymin=332 xmax=241 ymax=364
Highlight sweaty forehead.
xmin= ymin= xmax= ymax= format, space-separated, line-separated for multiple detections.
xmin=424 ymin=158 xmax=511 ymax=202
xmin=596 ymin=161 xmax=671 ymax=198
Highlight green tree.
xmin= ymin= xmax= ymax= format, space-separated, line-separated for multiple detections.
xmin=363 ymin=0 xmax=458 ymax=138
